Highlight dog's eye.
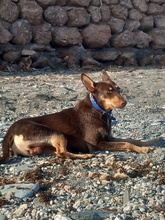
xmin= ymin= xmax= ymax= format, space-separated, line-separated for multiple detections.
xmin=108 ymin=87 xmax=112 ymax=93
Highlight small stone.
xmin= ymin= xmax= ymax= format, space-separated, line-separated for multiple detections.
xmin=0 ymin=213 xmax=7 ymax=220
xmin=123 ymin=190 xmax=130 ymax=204
xmin=54 ymin=215 xmax=71 ymax=220
xmin=123 ymin=204 xmax=132 ymax=213
xmin=151 ymin=121 xmax=162 ymax=126
xmin=14 ymin=204 xmax=28 ymax=215
xmin=99 ymin=174 xmax=110 ymax=181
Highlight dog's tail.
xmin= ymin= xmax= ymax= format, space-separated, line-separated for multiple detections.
xmin=0 ymin=133 xmax=13 ymax=164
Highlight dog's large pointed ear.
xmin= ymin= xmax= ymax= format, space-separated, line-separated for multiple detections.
xmin=81 ymin=74 xmax=96 ymax=92
xmin=102 ymin=71 xmax=111 ymax=81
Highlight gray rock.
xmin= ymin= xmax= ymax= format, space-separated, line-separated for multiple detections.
xmin=0 ymin=213 xmax=7 ymax=220
xmin=71 ymin=211 xmax=111 ymax=220
xmin=0 ymin=184 xmax=39 ymax=198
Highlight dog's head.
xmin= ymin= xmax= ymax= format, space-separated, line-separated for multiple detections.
xmin=81 ymin=71 xmax=127 ymax=111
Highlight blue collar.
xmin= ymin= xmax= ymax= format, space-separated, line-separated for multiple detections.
xmin=89 ymin=93 xmax=116 ymax=121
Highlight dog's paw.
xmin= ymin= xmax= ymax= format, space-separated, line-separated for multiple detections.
xmin=139 ymin=147 xmax=154 ymax=153
xmin=84 ymin=154 xmax=94 ymax=159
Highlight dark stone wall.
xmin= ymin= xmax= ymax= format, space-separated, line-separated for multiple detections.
xmin=1 ymin=0 xmax=165 ymax=71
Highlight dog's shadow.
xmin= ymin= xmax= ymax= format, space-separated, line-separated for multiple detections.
xmin=153 ymin=137 xmax=165 ymax=148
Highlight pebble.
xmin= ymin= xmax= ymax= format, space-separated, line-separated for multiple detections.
xmin=0 ymin=213 xmax=7 ymax=220
xmin=151 ymin=121 xmax=163 ymax=126
xmin=123 ymin=190 xmax=130 ymax=205
xmin=54 ymin=214 xmax=71 ymax=220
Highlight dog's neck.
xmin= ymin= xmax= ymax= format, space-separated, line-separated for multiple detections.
xmin=89 ymin=93 xmax=116 ymax=121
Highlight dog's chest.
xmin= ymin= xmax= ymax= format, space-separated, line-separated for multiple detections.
xmin=97 ymin=126 xmax=109 ymax=139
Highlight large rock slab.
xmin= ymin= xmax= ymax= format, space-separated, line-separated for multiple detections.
xmin=10 ymin=19 xmax=32 ymax=45
xmin=82 ymin=24 xmax=111 ymax=49
xmin=0 ymin=184 xmax=39 ymax=199
xmin=33 ymin=23 xmax=52 ymax=45
xmin=112 ymin=30 xmax=135 ymax=48
xmin=88 ymin=6 xmax=102 ymax=23
xmin=108 ymin=17 xmax=125 ymax=33
xmin=0 ymin=23 xmax=12 ymax=44
xmin=18 ymin=0 xmax=43 ymax=25
xmin=0 ymin=0 xmax=19 ymax=23
xmin=149 ymin=28 xmax=165 ymax=48
xmin=44 ymin=6 xmax=68 ymax=26
xmin=140 ymin=16 xmax=154 ymax=31
xmin=110 ymin=5 xmax=128 ymax=20
xmin=135 ymin=31 xmax=151 ymax=48
xmin=52 ymin=27 xmax=82 ymax=46
xmin=67 ymin=0 xmax=91 ymax=7
xmin=36 ymin=0 xmax=57 ymax=7
xmin=132 ymin=0 xmax=148 ymax=13
xmin=147 ymin=3 xmax=165 ymax=15
xmin=67 ymin=8 xmax=90 ymax=27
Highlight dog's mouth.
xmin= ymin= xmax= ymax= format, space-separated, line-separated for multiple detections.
xmin=105 ymin=100 xmax=127 ymax=111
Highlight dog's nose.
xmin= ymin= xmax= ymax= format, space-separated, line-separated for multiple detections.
xmin=121 ymin=100 xmax=127 ymax=108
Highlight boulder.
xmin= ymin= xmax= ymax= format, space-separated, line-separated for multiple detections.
xmin=140 ymin=16 xmax=154 ymax=31
xmin=91 ymin=0 xmax=101 ymax=6
xmin=120 ymin=0 xmax=133 ymax=9
xmin=91 ymin=49 xmax=120 ymax=61
xmin=44 ymin=6 xmax=68 ymax=26
xmin=81 ymin=57 xmax=101 ymax=70
xmin=129 ymin=9 xmax=143 ymax=20
xmin=3 ymin=51 xmax=21 ymax=62
xmin=56 ymin=0 xmax=67 ymax=6
xmin=0 ymin=23 xmax=12 ymax=44
xmin=132 ymin=0 xmax=148 ymax=13
xmin=67 ymin=8 xmax=90 ymax=27
xmin=110 ymin=5 xmax=128 ymax=20
xmin=150 ymin=0 xmax=165 ymax=3
xmin=100 ymin=4 xmax=111 ymax=22
xmin=149 ymin=28 xmax=165 ymax=48
xmin=52 ymin=27 xmax=82 ymax=46
xmin=112 ymin=30 xmax=135 ymax=48
xmin=32 ymin=23 xmax=52 ymax=45
xmin=82 ymin=24 xmax=111 ymax=49
xmin=67 ymin=0 xmax=91 ymax=7
xmin=147 ymin=3 xmax=165 ymax=15
xmin=10 ymin=20 xmax=32 ymax=45
xmin=108 ymin=17 xmax=125 ymax=34
xmin=18 ymin=0 xmax=43 ymax=25
xmin=36 ymin=0 xmax=57 ymax=7
xmin=135 ymin=31 xmax=151 ymax=48
xmin=125 ymin=20 xmax=140 ymax=31
xmin=155 ymin=16 xmax=165 ymax=28
xmin=88 ymin=6 xmax=101 ymax=23
xmin=0 ymin=0 xmax=19 ymax=23
xmin=102 ymin=0 xmax=118 ymax=5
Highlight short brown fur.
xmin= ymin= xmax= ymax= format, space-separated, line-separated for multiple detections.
xmin=0 ymin=71 xmax=154 ymax=163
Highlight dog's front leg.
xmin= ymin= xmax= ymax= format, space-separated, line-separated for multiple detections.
xmin=97 ymin=141 xmax=152 ymax=153
xmin=110 ymin=137 xmax=157 ymax=147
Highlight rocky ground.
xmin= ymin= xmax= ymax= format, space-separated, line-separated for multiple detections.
xmin=0 ymin=67 xmax=165 ymax=220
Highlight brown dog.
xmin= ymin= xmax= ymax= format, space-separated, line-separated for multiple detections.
xmin=0 ymin=71 xmax=153 ymax=163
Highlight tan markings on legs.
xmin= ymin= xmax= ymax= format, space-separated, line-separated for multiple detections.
xmin=98 ymin=141 xmax=152 ymax=153
xmin=50 ymin=134 xmax=93 ymax=159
